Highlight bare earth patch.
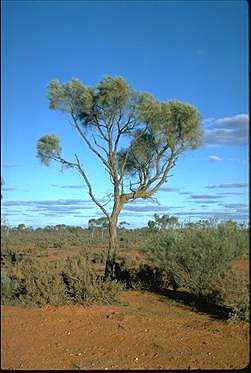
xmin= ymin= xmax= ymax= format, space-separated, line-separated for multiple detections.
xmin=1 ymin=290 xmax=249 ymax=370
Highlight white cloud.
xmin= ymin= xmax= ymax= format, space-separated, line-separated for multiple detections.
xmin=208 ymin=155 xmax=222 ymax=162
xmin=215 ymin=114 xmax=248 ymax=127
xmin=203 ymin=114 xmax=248 ymax=146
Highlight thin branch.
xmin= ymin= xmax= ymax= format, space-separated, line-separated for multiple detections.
xmin=74 ymin=154 xmax=110 ymax=219
xmin=71 ymin=113 xmax=110 ymax=170
xmin=148 ymin=153 xmax=178 ymax=194
xmin=113 ymin=115 xmax=133 ymax=153
xmin=118 ymin=128 xmax=147 ymax=183
xmin=91 ymin=134 xmax=109 ymax=156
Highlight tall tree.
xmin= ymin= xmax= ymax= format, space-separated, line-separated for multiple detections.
xmin=37 ymin=76 xmax=202 ymax=279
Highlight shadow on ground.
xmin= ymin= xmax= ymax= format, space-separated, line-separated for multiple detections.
xmin=156 ymin=288 xmax=233 ymax=320
xmin=114 ymin=260 xmax=234 ymax=320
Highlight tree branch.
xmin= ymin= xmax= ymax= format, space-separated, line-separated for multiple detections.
xmin=91 ymin=134 xmax=109 ymax=157
xmin=113 ymin=115 xmax=133 ymax=153
xmin=148 ymin=152 xmax=178 ymax=194
xmin=71 ymin=113 xmax=110 ymax=170
xmin=74 ymin=154 xmax=110 ymax=219
xmin=118 ymin=128 xmax=147 ymax=183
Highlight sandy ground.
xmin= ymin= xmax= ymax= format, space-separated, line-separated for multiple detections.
xmin=1 ymin=289 xmax=249 ymax=370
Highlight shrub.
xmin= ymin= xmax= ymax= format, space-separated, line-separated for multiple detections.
xmin=61 ymin=251 xmax=121 ymax=304
xmin=214 ymin=268 xmax=249 ymax=322
xmin=113 ymin=256 xmax=164 ymax=291
xmin=1 ymin=270 xmax=26 ymax=305
xmin=142 ymin=220 xmax=249 ymax=303
xmin=1 ymin=251 xmax=122 ymax=307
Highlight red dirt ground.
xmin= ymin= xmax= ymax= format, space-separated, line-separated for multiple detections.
xmin=1 ymin=289 xmax=249 ymax=370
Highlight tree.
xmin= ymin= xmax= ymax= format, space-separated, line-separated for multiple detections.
xmin=37 ymin=76 xmax=202 ymax=279
xmin=148 ymin=214 xmax=179 ymax=230
xmin=118 ymin=221 xmax=129 ymax=229
xmin=88 ymin=217 xmax=109 ymax=239
xmin=17 ymin=224 xmax=27 ymax=231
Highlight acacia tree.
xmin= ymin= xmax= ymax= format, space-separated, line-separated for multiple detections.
xmin=148 ymin=214 xmax=179 ymax=231
xmin=88 ymin=217 xmax=109 ymax=239
xmin=37 ymin=76 xmax=202 ymax=279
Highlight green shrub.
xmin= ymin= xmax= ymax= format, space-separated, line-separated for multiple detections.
xmin=142 ymin=220 xmax=249 ymax=303
xmin=214 ymin=268 xmax=249 ymax=322
xmin=20 ymin=260 xmax=67 ymax=306
xmin=1 ymin=270 xmax=26 ymax=305
xmin=61 ymin=252 xmax=122 ymax=304
xmin=1 ymin=251 xmax=122 ymax=307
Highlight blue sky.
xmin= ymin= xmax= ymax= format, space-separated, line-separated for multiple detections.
xmin=2 ymin=0 xmax=249 ymax=228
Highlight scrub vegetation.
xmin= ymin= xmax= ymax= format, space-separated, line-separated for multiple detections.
xmin=1 ymin=218 xmax=249 ymax=321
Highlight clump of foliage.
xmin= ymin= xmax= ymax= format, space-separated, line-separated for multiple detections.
xmin=61 ymin=252 xmax=122 ymax=304
xmin=142 ymin=220 xmax=249 ymax=319
xmin=214 ymin=268 xmax=249 ymax=322
xmin=148 ymin=214 xmax=179 ymax=231
xmin=1 ymin=251 xmax=122 ymax=307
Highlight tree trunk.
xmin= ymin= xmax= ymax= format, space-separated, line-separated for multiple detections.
xmin=104 ymin=218 xmax=119 ymax=281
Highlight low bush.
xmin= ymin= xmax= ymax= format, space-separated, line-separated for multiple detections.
xmin=141 ymin=220 xmax=249 ymax=319
xmin=1 ymin=251 xmax=122 ymax=307
xmin=61 ymin=252 xmax=122 ymax=304
xmin=214 ymin=268 xmax=249 ymax=322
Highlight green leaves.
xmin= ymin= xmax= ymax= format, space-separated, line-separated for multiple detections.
xmin=117 ymin=130 xmax=158 ymax=176
xmin=96 ymin=75 xmax=131 ymax=112
xmin=48 ymin=79 xmax=93 ymax=118
xmin=137 ymin=97 xmax=202 ymax=150
xmin=46 ymin=76 xmax=201 ymax=154
xmin=36 ymin=135 xmax=62 ymax=166
xmin=42 ymin=75 xmax=202 ymax=203
xmin=163 ymin=101 xmax=202 ymax=149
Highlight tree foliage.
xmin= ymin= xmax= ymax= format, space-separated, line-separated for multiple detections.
xmin=88 ymin=217 xmax=109 ymax=230
xmin=148 ymin=214 xmax=179 ymax=230
xmin=38 ymin=76 xmax=201 ymax=201
xmin=37 ymin=134 xmax=62 ymax=166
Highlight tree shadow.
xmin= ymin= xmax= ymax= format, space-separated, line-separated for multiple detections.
xmin=114 ymin=260 xmax=234 ymax=320
xmin=156 ymin=288 xmax=233 ymax=320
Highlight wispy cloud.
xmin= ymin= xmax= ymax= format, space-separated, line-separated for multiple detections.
xmin=208 ymin=155 xmax=222 ymax=162
xmin=124 ymin=205 xmax=169 ymax=213
xmin=160 ymin=186 xmax=179 ymax=192
xmin=123 ymin=203 xmax=182 ymax=213
xmin=173 ymin=209 xmax=248 ymax=221
xmin=2 ymin=199 xmax=96 ymax=216
xmin=218 ymin=203 xmax=248 ymax=211
xmin=2 ymin=187 xmax=29 ymax=192
xmin=51 ymin=184 xmax=85 ymax=189
xmin=205 ymin=182 xmax=248 ymax=189
xmin=190 ymin=194 xmax=224 ymax=200
xmin=2 ymin=164 xmax=22 ymax=168
xmin=189 ymin=200 xmax=219 ymax=204
xmin=203 ymin=114 xmax=248 ymax=146
xmin=3 ymin=188 xmax=19 ymax=192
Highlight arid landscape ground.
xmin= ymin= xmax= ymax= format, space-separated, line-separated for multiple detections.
xmin=1 ymin=250 xmax=249 ymax=370
xmin=1 ymin=285 xmax=249 ymax=370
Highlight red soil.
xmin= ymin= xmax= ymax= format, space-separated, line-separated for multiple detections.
xmin=1 ymin=290 xmax=249 ymax=370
